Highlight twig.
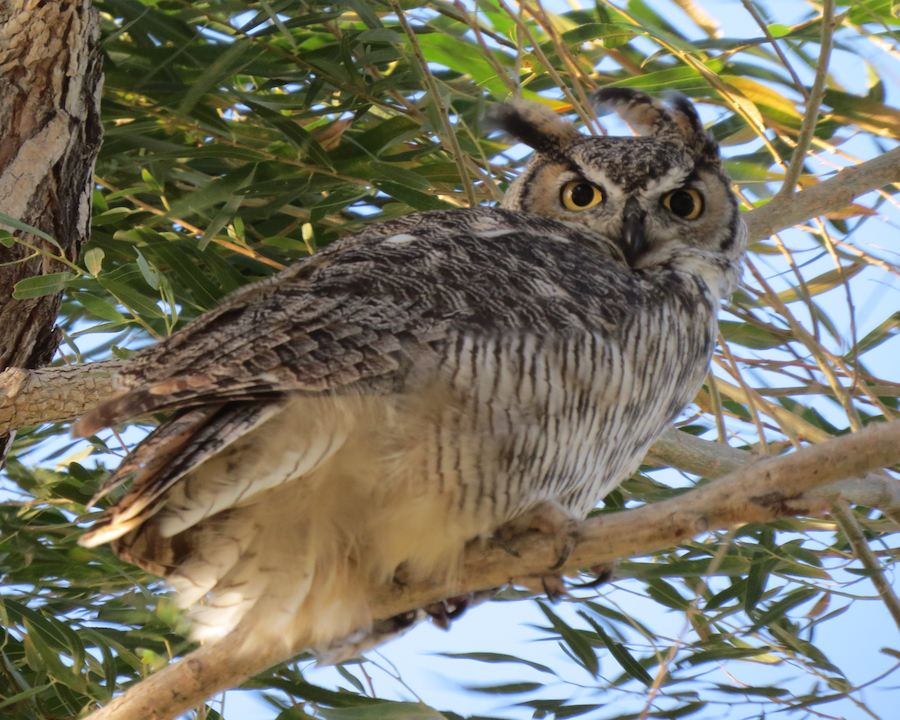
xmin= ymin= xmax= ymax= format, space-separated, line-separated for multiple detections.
xmin=647 ymin=427 xmax=900 ymax=515
xmin=777 ymin=0 xmax=836 ymax=198
xmin=740 ymin=0 xmax=809 ymax=101
xmin=830 ymin=498 xmax=900 ymax=633
xmin=744 ymin=145 xmax=900 ymax=242
xmin=389 ymin=1 xmax=476 ymax=207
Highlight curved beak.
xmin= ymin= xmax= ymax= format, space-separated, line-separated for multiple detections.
xmin=621 ymin=198 xmax=647 ymax=267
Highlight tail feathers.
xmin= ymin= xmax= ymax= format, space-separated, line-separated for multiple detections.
xmin=86 ymin=406 xmax=222 ymax=507
xmin=79 ymin=401 xmax=284 ymax=549
xmin=72 ymin=374 xmax=286 ymax=438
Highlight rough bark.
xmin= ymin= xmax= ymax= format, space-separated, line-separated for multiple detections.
xmin=0 ymin=0 xmax=103 ymax=459
xmin=84 ymin=417 xmax=900 ymax=720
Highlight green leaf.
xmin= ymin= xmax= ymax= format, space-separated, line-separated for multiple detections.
xmin=92 ymin=207 xmax=134 ymax=226
xmin=646 ymin=579 xmax=690 ymax=610
xmin=320 ymin=702 xmax=447 ymax=719
xmin=97 ymin=276 xmax=164 ymax=318
xmin=714 ymin=683 xmax=788 ymax=696
xmin=22 ymin=619 xmax=86 ymax=692
xmin=719 ymin=320 xmax=787 ymax=350
xmin=241 ymin=99 xmax=334 ymax=168
xmin=579 ymin=612 xmax=654 ymax=686
xmin=177 ymin=38 xmax=254 ymax=116
xmin=372 ymin=180 xmax=454 ymax=211
xmin=0 ymin=684 xmax=55 ymax=710
xmin=12 ymin=272 xmax=76 ymax=299
xmin=135 ymin=248 xmax=161 ymax=290
xmin=536 ymin=602 xmax=599 ymax=677
xmin=0 ymin=211 xmax=62 ymax=248
xmin=681 ymin=645 xmax=775 ymax=666
xmin=357 ymin=28 xmax=404 ymax=44
xmin=466 ymin=681 xmax=543 ymax=694
xmin=84 ymin=247 xmax=105 ymax=276
xmin=776 ymin=263 xmax=866 ymax=304
xmin=437 ymin=651 xmax=553 ymax=674
xmin=73 ymin=292 xmax=126 ymax=322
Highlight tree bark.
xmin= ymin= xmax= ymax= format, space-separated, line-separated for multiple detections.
xmin=0 ymin=0 xmax=103 ymax=460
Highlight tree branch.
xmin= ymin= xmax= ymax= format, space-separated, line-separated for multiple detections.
xmin=85 ymin=418 xmax=900 ymax=720
xmin=648 ymin=427 xmax=900 ymax=514
xmin=0 ymin=0 xmax=103 ymax=462
xmin=744 ymin=144 xmax=900 ymax=243
xmin=0 ymin=360 xmax=122 ymax=434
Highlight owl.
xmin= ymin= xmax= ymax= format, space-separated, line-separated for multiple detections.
xmin=74 ymin=88 xmax=746 ymax=661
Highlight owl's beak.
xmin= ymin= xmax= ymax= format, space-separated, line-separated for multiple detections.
xmin=621 ymin=200 xmax=647 ymax=267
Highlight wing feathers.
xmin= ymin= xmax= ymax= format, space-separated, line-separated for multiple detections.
xmin=78 ymin=402 xmax=282 ymax=547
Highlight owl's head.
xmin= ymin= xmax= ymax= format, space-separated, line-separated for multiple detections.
xmin=489 ymin=89 xmax=746 ymax=300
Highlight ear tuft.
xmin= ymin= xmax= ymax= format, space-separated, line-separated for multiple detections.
xmin=592 ymin=87 xmax=719 ymax=162
xmin=485 ymin=100 xmax=581 ymax=158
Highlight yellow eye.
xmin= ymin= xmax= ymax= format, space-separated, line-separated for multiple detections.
xmin=561 ymin=181 xmax=603 ymax=211
xmin=663 ymin=188 xmax=703 ymax=220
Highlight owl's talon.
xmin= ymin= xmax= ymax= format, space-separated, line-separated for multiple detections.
xmin=425 ymin=594 xmax=475 ymax=630
xmin=542 ymin=575 xmax=567 ymax=601
xmin=499 ymin=502 xmax=580 ymax=571
xmin=566 ymin=560 xmax=620 ymax=589
xmin=549 ymin=532 xmax=577 ymax=571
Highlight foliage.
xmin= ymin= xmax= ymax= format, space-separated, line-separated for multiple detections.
xmin=2 ymin=0 xmax=900 ymax=718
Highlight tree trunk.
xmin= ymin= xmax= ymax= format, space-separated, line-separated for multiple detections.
xmin=0 ymin=0 xmax=103 ymax=461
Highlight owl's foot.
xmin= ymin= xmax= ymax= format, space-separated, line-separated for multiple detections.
xmin=567 ymin=559 xmax=620 ymax=589
xmin=424 ymin=594 xmax=470 ymax=630
xmin=424 ymin=589 xmax=500 ymax=630
xmin=496 ymin=501 xmax=581 ymax=571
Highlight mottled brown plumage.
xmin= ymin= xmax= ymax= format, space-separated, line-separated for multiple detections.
xmin=75 ymin=89 xmax=746 ymax=660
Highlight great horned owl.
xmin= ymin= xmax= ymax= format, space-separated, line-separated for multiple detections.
xmin=75 ymin=89 xmax=746 ymax=660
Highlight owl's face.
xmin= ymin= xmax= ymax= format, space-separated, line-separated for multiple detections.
xmin=493 ymin=90 xmax=746 ymax=299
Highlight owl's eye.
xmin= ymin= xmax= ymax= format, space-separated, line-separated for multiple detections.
xmin=663 ymin=188 xmax=703 ymax=220
xmin=561 ymin=181 xmax=603 ymax=211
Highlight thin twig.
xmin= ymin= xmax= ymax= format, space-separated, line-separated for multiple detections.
xmin=830 ymin=499 xmax=900 ymax=634
xmin=389 ymin=1 xmax=477 ymax=207
xmin=740 ymin=0 xmax=809 ymax=101
xmin=778 ymin=0 xmax=836 ymax=197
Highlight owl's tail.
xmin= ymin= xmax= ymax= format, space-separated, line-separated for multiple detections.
xmin=113 ymin=454 xmax=482 ymax=659
xmin=114 ymin=478 xmax=382 ymax=656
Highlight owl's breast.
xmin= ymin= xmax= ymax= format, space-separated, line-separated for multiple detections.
xmin=423 ymin=295 xmax=717 ymax=525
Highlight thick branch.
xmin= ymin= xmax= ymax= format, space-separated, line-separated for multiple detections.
xmin=0 ymin=0 xmax=103 ymax=460
xmin=0 ymin=360 xmax=122 ymax=433
xmin=744 ymin=144 xmax=900 ymax=243
xmin=86 ymin=418 xmax=900 ymax=720
xmin=649 ymin=427 xmax=900 ymax=513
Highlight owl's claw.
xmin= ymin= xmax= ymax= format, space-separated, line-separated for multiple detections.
xmin=566 ymin=560 xmax=620 ymax=589
xmin=424 ymin=588 xmax=500 ymax=630
xmin=497 ymin=501 xmax=581 ymax=570
xmin=542 ymin=575 xmax=567 ymax=601
xmin=549 ymin=531 xmax=577 ymax=571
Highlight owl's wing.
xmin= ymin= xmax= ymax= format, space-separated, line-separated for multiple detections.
xmin=73 ymin=249 xmax=431 ymax=438
xmin=80 ymin=401 xmax=284 ymax=546
xmin=76 ymin=207 xmax=619 ymax=437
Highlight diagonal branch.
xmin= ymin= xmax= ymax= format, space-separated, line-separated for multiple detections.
xmin=744 ymin=144 xmax=900 ymax=243
xmin=85 ymin=418 xmax=900 ymax=720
